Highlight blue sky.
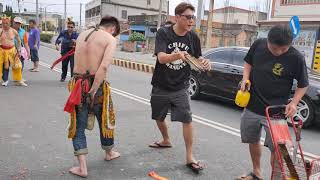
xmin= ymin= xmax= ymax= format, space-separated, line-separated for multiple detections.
xmin=2 ymin=0 xmax=269 ymax=24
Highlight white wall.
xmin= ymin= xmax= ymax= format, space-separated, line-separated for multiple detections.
xmin=102 ymin=4 xmax=160 ymax=22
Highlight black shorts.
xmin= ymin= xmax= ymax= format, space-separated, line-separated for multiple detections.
xmin=30 ymin=48 xmax=39 ymax=62
xmin=150 ymin=87 xmax=192 ymax=123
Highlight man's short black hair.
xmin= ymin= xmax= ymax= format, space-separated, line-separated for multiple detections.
xmin=175 ymin=2 xmax=195 ymax=15
xmin=29 ymin=19 xmax=36 ymax=25
xmin=99 ymin=15 xmax=120 ymax=37
xmin=268 ymin=25 xmax=293 ymax=46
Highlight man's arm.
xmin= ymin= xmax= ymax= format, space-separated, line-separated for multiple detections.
xmin=55 ymin=31 xmax=64 ymax=51
xmin=89 ymin=36 xmax=117 ymax=95
xmin=286 ymin=87 xmax=308 ymax=117
xmin=157 ymin=51 xmax=188 ymax=64
xmin=286 ymin=55 xmax=309 ymax=118
xmin=55 ymin=31 xmax=63 ymax=45
xmin=35 ymin=31 xmax=40 ymax=49
xmin=241 ymin=62 xmax=252 ymax=91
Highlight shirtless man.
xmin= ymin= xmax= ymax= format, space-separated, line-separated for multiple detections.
xmin=63 ymin=15 xmax=120 ymax=178
xmin=0 ymin=16 xmax=26 ymax=86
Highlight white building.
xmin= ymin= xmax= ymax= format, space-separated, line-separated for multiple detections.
xmin=85 ymin=0 xmax=168 ymax=27
xmin=204 ymin=6 xmax=267 ymax=25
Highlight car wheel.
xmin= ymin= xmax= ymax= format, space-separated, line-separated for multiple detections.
xmin=288 ymin=96 xmax=314 ymax=128
xmin=189 ymin=75 xmax=200 ymax=99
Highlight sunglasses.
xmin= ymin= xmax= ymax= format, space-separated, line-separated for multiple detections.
xmin=179 ymin=14 xmax=195 ymax=20
xmin=67 ymin=26 xmax=74 ymax=28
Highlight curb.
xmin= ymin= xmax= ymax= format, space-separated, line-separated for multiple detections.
xmin=40 ymin=41 xmax=155 ymax=74
xmin=112 ymin=58 xmax=155 ymax=74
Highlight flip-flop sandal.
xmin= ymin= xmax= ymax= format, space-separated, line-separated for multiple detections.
xmin=148 ymin=142 xmax=172 ymax=148
xmin=30 ymin=69 xmax=39 ymax=72
xmin=186 ymin=162 xmax=204 ymax=174
xmin=237 ymin=172 xmax=263 ymax=180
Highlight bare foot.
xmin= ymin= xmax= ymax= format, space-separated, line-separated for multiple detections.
xmin=69 ymin=166 xmax=88 ymax=178
xmin=105 ymin=151 xmax=120 ymax=161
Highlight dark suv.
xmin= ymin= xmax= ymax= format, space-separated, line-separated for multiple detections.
xmin=189 ymin=47 xmax=320 ymax=128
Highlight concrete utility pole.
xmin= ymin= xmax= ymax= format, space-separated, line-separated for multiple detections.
xmin=157 ymin=0 xmax=163 ymax=29
xmin=45 ymin=7 xmax=47 ymax=31
xmin=195 ymin=0 xmax=204 ymax=34
xmin=63 ymin=0 xmax=67 ymax=30
xmin=17 ymin=0 xmax=21 ymax=16
xmin=206 ymin=0 xmax=214 ymax=48
xmin=268 ymin=0 xmax=273 ymax=20
xmin=36 ymin=0 xmax=39 ymax=25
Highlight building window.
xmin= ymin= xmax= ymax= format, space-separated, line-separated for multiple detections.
xmin=85 ymin=10 xmax=89 ymax=18
xmin=91 ymin=9 xmax=94 ymax=17
xmin=147 ymin=0 xmax=151 ymax=5
xmin=281 ymin=0 xmax=320 ymax=5
xmin=122 ymin=10 xmax=127 ymax=19
xmin=96 ymin=6 xmax=100 ymax=16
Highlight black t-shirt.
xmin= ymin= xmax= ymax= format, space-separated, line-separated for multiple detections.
xmin=151 ymin=26 xmax=202 ymax=91
xmin=245 ymin=38 xmax=309 ymax=116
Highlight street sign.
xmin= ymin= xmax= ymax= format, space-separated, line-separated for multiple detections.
xmin=289 ymin=16 xmax=301 ymax=38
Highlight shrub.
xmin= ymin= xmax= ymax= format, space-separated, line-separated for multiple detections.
xmin=40 ymin=33 xmax=53 ymax=43
xmin=128 ymin=32 xmax=145 ymax=42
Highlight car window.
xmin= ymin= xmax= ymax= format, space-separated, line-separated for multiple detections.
xmin=205 ymin=50 xmax=233 ymax=64
xmin=232 ymin=51 xmax=247 ymax=66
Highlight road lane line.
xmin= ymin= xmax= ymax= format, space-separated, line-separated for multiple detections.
xmin=111 ymin=88 xmax=241 ymax=133
xmin=39 ymin=61 xmax=319 ymax=160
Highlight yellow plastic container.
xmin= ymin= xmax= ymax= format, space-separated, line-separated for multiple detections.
xmin=235 ymin=80 xmax=251 ymax=108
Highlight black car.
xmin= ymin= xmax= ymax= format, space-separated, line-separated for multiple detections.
xmin=189 ymin=47 xmax=320 ymax=128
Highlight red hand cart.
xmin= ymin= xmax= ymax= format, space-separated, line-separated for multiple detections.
xmin=265 ymin=105 xmax=320 ymax=180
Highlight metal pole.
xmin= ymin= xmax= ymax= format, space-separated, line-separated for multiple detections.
xmin=268 ymin=0 xmax=273 ymax=20
xmin=80 ymin=3 xmax=82 ymax=30
xmin=206 ymin=0 xmax=214 ymax=48
xmin=196 ymin=0 xmax=204 ymax=34
xmin=157 ymin=0 xmax=163 ymax=29
xmin=18 ymin=0 xmax=21 ymax=16
xmin=36 ymin=0 xmax=39 ymax=25
xmin=45 ymin=7 xmax=47 ymax=32
xmin=64 ymin=0 xmax=67 ymax=30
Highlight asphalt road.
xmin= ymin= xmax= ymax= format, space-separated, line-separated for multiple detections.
xmin=0 ymin=46 xmax=319 ymax=180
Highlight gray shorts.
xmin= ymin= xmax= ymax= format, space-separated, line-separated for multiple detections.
xmin=240 ymin=109 xmax=274 ymax=151
xmin=150 ymin=87 xmax=192 ymax=123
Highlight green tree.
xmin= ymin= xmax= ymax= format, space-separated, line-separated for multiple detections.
xmin=128 ymin=32 xmax=145 ymax=42
xmin=3 ymin=5 xmax=14 ymax=18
